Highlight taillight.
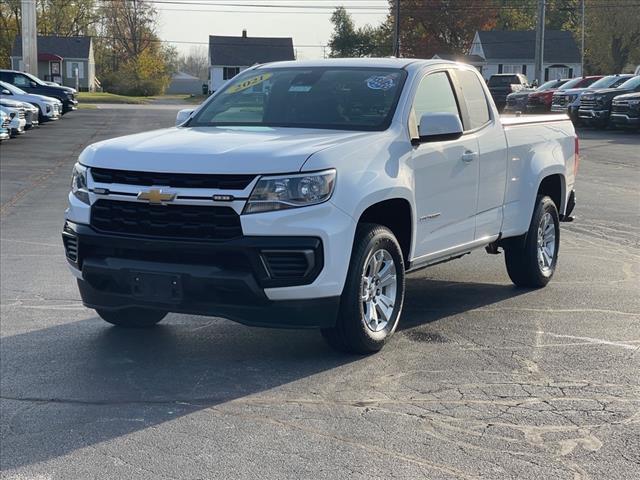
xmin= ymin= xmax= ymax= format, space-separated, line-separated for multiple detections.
xmin=574 ymin=135 xmax=580 ymax=176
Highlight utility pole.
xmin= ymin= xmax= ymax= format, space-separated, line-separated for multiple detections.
xmin=20 ymin=0 xmax=38 ymax=75
xmin=534 ymin=0 xmax=546 ymax=84
xmin=393 ymin=0 xmax=401 ymax=57
xmin=581 ymin=0 xmax=585 ymax=75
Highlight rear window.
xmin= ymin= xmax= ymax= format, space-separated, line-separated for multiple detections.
xmin=488 ymin=75 xmax=519 ymax=87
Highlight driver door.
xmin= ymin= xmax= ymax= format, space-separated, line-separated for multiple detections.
xmin=410 ymin=70 xmax=480 ymax=260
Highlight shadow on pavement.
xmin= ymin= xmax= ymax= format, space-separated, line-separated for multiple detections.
xmin=0 ymin=278 xmax=527 ymax=470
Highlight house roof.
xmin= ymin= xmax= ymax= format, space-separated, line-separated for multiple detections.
xmin=476 ymin=30 xmax=580 ymax=63
xmin=11 ymin=35 xmax=92 ymax=59
xmin=209 ymin=34 xmax=294 ymax=66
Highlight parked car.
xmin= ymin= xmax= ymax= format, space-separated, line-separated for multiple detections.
xmin=504 ymin=79 xmax=567 ymax=113
xmin=0 ymin=69 xmax=77 ymax=113
xmin=487 ymin=73 xmax=530 ymax=110
xmin=579 ymin=75 xmax=640 ymax=127
xmin=0 ymin=81 xmax=62 ymax=122
xmin=552 ymin=74 xmax=633 ymax=122
xmin=610 ymin=92 xmax=640 ymax=129
xmin=526 ymin=76 xmax=601 ymax=113
xmin=0 ymin=105 xmax=26 ymax=137
xmin=62 ymin=59 xmax=578 ymax=353
xmin=0 ymin=97 xmax=39 ymax=129
xmin=0 ymin=110 xmax=10 ymax=141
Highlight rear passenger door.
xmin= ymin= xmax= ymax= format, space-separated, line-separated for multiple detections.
xmin=410 ymin=70 xmax=480 ymax=260
xmin=451 ymin=68 xmax=508 ymax=241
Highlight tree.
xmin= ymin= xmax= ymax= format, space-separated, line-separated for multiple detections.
xmin=393 ymin=0 xmax=497 ymax=58
xmin=96 ymin=0 xmax=173 ymax=95
xmin=584 ymin=0 xmax=640 ymax=73
xmin=177 ymin=46 xmax=209 ymax=80
xmin=328 ymin=7 xmax=392 ymax=58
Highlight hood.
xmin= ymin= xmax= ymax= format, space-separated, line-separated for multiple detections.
xmin=589 ymin=87 xmax=631 ymax=96
xmin=612 ymin=92 xmax=640 ymax=101
xmin=79 ymin=126 xmax=375 ymax=174
xmin=507 ymin=89 xmax=534 ymax=99
xmin=3 ymin=92 xmax=59 ymax=104
xmin=555 ymin=87 xmax=591 ymax=96
xmin=0 ymin=98 xmax=23 ymax=108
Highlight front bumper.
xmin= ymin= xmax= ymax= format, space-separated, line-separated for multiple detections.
xmin=62 ymin=221 xmax=340 ymax=328
xmin=610 ymin=113 xmax=640 ymax=126
xmin=578 ymin=108 xmax=609 ymax=121
xmin=63 ymin=99 xmax=78 ymax=111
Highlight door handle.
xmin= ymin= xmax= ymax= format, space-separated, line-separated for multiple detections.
xmin=461 ymin=151 xmax=478 ymax=163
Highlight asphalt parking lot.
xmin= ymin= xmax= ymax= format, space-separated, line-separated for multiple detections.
xmin=1 ymin=109 xmax=638 ymax=479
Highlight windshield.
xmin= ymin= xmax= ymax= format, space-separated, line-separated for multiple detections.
xmin=0 ymin=81 xmax=25 ymax=95
xmin=590 ymin=75 xmax=631 ymax=89
xmin=190 ymin=67 xmax=407 ymax=131
xmin=618 ymin=76 xmax=640 ymax=89
xmin=557 ymin=78 xmax=579 ymax=89
xmin=536 ymin=79 xmax=564 ymax=91
xmin=22 ymin=72 xmax=46 ymax=86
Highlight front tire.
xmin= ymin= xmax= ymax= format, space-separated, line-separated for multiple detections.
xmin=504 ymin=195 xmax=560 ymax=288
xmin=97 ymin=308 xmax=167 ymax=328
xmin=321 ymin=224 xmax=405 ymax=354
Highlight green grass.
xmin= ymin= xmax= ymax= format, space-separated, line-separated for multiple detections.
xmin=77 ymin=92 xmax=149 ymax=104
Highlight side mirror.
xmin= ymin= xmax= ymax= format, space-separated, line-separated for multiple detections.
xmin=1 ymin=89 xmax=10 ymax=95
xmin=176 ymin=108 xmax=194 ymax=126
xmin=30 ymin=81 xmax=37 ymax=88
xmin=415 ymin=112 xmax=464 ymax=144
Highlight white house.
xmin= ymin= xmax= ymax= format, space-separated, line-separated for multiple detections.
xmin=469 ymin=30 xmax=582 ymax=81
xmin=208 ymin=30 xmax=295 ymax=93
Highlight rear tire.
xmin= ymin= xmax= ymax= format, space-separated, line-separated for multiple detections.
xmin=321 ymin=224 xmax=405 ymax=354
xmin=97 ymin=308 xmax=167 ymax=328
xmin=504 ymin=195 xmax=560 ymax=288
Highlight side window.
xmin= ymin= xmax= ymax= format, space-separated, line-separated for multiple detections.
xmin=412 ymin=71 xmax=460 ymax=127
xmin=12 ymin=74 xmax=29 ymax=87
xmin=456 ymin=69 xmax=491 ymax=130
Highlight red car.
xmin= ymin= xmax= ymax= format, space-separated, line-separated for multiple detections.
xmin=526 ymin=76 xmax=602 ymax=113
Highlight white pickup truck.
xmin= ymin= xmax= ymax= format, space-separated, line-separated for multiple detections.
xmin=63 ymin=59 xmax=578 ymax=353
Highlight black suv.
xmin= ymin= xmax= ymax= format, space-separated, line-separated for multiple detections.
xmin=579 ymin=75 xmax=640 ymax=127
xmin=0 ymin=69 xmax=78 ymax=113
xmin=610 ymin=92 xmax=640 ymax=129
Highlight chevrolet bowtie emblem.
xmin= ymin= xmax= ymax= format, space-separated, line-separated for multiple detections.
xmin=137 ymin=189 xmax=176 ymax=204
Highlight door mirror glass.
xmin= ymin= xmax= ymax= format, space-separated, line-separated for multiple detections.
xmin=416 ymin=112 xmax=463 ymax=143
xmin=176 ymin=108 xmax=194 ymax=126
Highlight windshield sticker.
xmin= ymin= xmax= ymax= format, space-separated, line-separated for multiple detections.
xmin=288 ymin=85 xmax=313 ymax=93
xmin=226 ymin=73 xmax=273 ymax=94
xmin=366 ymin=75 xmax=396 ymax=91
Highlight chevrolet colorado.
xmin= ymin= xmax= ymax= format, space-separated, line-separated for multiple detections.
xmin=63 ymin=59 xmax=578 ymax=353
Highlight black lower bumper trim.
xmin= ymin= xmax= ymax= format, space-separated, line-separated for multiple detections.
xmin=78 ymin=279 xmax=340 ymax=329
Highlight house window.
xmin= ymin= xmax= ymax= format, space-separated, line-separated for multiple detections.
xmin=223 ymin=67 xmax=241 ymax=80
xmin=501 ymin=64 xmax=522 ymax=74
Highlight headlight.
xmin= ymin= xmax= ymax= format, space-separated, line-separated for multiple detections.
xmin=46 ymin=104 xmax=52 ymax=112
xmin=244 ymin=169 xmax=336 ymax=214
xmin=629 ymin=99 xmax=640 ymax=106
xmin=71 ymin=163 xmax=89 ymax=204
